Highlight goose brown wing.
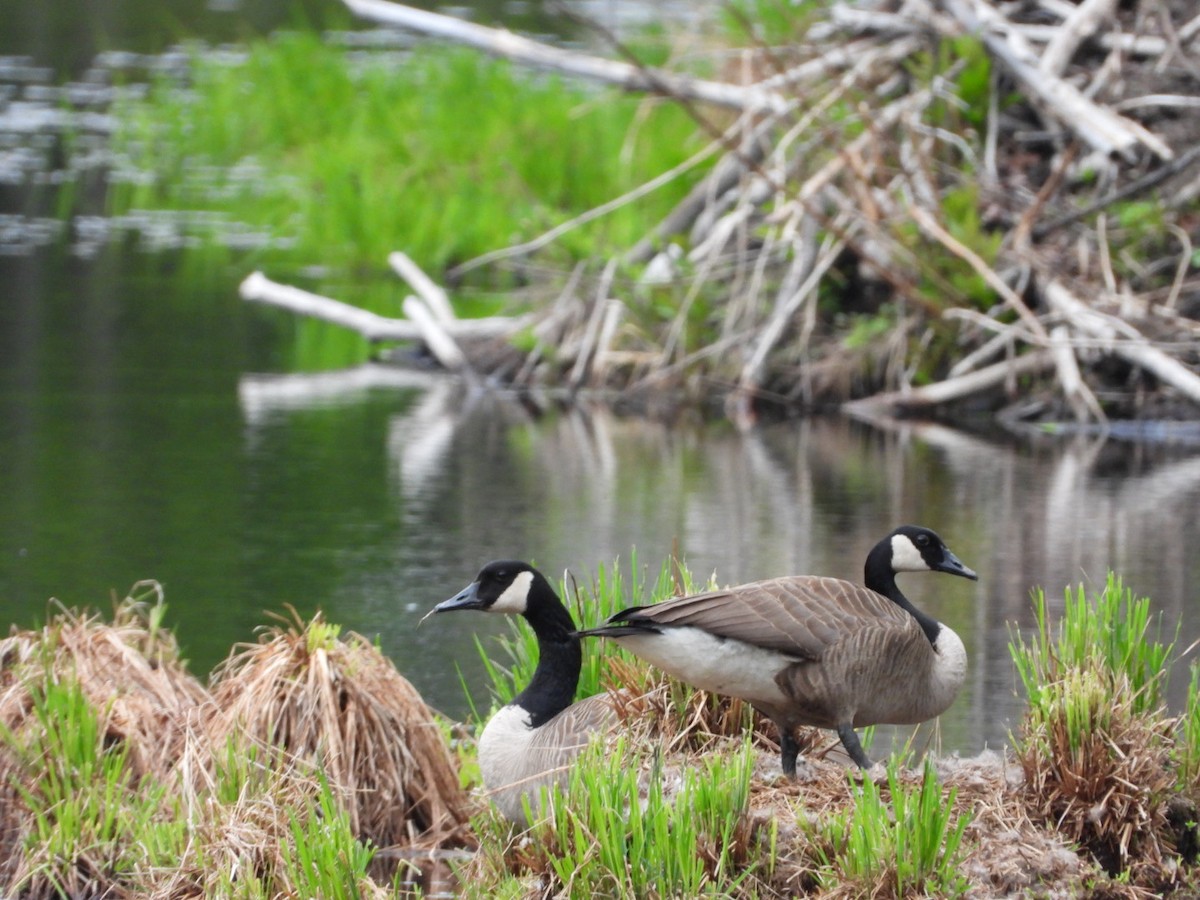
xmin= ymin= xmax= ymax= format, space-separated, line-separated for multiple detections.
xmin=526 ymin=693 xmax=618 ymax=768
xmin=613 ymin=576 xmax=910 ymax=659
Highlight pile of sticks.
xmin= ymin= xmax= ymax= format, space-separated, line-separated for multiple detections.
xmin=244 ymin=0 xmax=1200 ymax=429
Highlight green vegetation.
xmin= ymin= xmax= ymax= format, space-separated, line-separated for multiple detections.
xmin=1009 ymin=574 xmax=1182 ymax=881
xmin=538 ymin=735 xmax=761 ymax=897
xmin=111 ymin=32 xmax=707 ymax=286
xmin=10 ymin=568 xmax=1200 ymax=897
xmin=808 ymin=760 xmax=971 ymax=898
xmin=5 ymin=679 xmax=180 ymax=895
xmin=1011 ymin=573 xmax=1176 ymax=724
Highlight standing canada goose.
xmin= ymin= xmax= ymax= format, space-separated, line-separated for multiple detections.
xmin=575 ymin=525 xmax=977 ymax=775
xmin=431 ymin=560 xmax=616 ymax=822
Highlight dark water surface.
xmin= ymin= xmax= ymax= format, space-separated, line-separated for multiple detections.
xmin=3 ymin=0 xmax=1200 ymax=761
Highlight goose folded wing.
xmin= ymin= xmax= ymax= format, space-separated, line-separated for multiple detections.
xmin=527 ymin=693 xmax=617 ymax=762
xmin=613 ymin=576 xmax=910 ymax=659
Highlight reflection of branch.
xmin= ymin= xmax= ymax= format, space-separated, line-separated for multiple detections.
xmin=387 ymin=380 xmax=463 ymax=500
xmin=1112 ymin=454 xmax=1200 ymax=514
xmin=238 ymin=365 xmax=442 ymax=423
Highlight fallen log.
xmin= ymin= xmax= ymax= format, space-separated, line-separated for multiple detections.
xmin=401 ymin=296 xmax=466 ymax=370
xmin=1037 ymin=0 xmax=1118 ymax=76
xmin=937 ymin=0 xmax=1172 ymax=159
xmin=842 ymin=349 xmax=1056 ymax=418
xmin=389 ymin=252 xmax=455 ymax=324
xmin=1043 ymin=281 xmax=1200 ymax=405
xmin=342 ymin=0 xmax=792 ymax=114
xmin=239 ymin=271 xmax=527 ymax=342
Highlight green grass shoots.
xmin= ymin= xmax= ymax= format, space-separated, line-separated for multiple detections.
xmin=809 ymin=759 xmax=971 ymax=898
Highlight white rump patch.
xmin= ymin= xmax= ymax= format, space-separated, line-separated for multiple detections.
xmin=614 ymin=627 xmax=792 ymax=707
xmin=491 ymin=570 xmax=533 ymax=614
xmin=890 ymin=534 xmax=929 ymax=572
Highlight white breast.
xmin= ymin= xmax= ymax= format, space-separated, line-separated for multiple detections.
xmin=927 ymin=626 xmax=968 ymax=716
xmin=476 ymin=704 xmax=570 ymax=822
xmin=613 ymin=627 xmax=792 ymax=707
xmin=478 ymin=705 xmax=536 ymax=793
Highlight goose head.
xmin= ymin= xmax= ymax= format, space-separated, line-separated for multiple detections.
xmin=433 ymin=560 xmax=542 ymax=616
xmin=876 ymin=525 xmax=978 ymax=582
xmin=432 ymin=560 xmax=577 ymax=640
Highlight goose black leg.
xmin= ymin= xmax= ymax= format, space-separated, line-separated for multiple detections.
xmin=838 ymin=723 xmax=873 ymax=769
xmin=780 ymin=726 xmax=799 ymax=777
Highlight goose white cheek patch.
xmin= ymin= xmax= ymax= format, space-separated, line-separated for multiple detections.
xmin=890 ymin=534 xmax=928 ymax=572
xmin=491 ymin=570 xmax=534 ymax=614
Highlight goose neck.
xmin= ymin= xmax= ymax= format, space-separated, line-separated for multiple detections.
xmin=513 ymin=588 xmax=583 ymax=728
xmin=864 ymin=547 xmax=941 ymax=646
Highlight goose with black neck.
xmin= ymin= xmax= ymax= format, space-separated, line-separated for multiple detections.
xmin=575 ymin=525 xmax=978 ymax=774
xmin=431 ymin=560 xmax=616 ymax=822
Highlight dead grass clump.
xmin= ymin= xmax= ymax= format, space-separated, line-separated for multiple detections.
xmin=0 ymin=581 xmax=210 ymax=783
xmin=0 ymin=584 xmax=209 ymax=898
xmin=138 ymin=731 xmax=390 ymax=900
xmin=207 ymin=609 xmax=476 ymax=851
xmin=1017 ymin=672 xmax=1177 ymax=881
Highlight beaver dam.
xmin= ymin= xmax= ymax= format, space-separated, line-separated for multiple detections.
xmin=244 ymin=0 xmax=1200 ymax=435
xmin=1 ymin=570 xmax=1198 ymax=898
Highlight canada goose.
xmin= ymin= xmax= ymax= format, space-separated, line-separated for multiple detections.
xmin=431 ymin=560 xmax=616 ymax=822
xmin=575 ymin=525 xmax=977 ymax=775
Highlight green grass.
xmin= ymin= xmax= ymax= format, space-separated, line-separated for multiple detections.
xmin=1011 ymin=573 xmax=1175 ymax=727
xmin=551 ymin=735 xmax=759 ymax=896
xmin=280 ymin=777 xmax=378 ymax=900
xmin=809 ymin=760 xmax=972 ymax=897
xmin=4 ymin=678 xmax=182 ymax=896
xmin=512 ymin=733 xmax=763 ymax=898
xmin=1008 ymin=573 xmax=1180 ymax=875
xmin=1177 ymin=663 xmax=1200 ymax=795
xmin=111 ymin=33 xmax=708 ymax=288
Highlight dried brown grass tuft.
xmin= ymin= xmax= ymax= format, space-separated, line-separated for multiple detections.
xmin=0 ymin=583 xmax=210 ymax=898
xmin=1017 ymin=675 xmax=1178 ymax=883
xmin=207 ymin=608 xmax=477 ymax=850
xmin=0 ymin=582 xmax=210 ymax=784
xmin=138 ymin=730 xmax=392 ymax=900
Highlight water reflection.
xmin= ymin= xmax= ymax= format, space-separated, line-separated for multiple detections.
xmin=238 ymin=368 xmax=1200 ymax=758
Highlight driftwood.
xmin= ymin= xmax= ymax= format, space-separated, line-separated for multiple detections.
xmin=844 ymin=350 xmax=1057 ymax=419
xmin=239 ymin=271 xmax=527 ymax=342
xmin=341 ymin=0 xmax=792 ymax=114
xmin=937 ymin=0 xmax=1172 ymax=160
xmin=243 ymin=0 xmax=1200 ymax=429
xmin=1043 ymin=281 xmax=1200 ymax=406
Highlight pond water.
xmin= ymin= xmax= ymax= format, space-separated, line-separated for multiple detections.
xmin=3 ymin=0 xmax=1200 ymax=763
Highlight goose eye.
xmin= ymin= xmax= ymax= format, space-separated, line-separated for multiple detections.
xmin=916 ymin=534 xmax=930 ymax=546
